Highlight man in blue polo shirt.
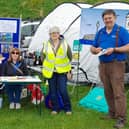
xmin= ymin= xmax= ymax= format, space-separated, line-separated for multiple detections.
xmin=91 ymin=9 xmax=129 ymax=129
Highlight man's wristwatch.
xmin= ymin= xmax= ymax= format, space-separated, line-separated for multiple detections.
xmin=114 ymin=48 xmax=116 ymax=52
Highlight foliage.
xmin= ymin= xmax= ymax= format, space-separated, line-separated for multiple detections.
xmin=0 ymin=0 xmax=129 ymax=20
xmin=0 ymin=0 xmax=44 ymax=20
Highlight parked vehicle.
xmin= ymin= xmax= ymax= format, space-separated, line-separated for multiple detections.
xmin=20 ymin=21 xmax=40 ymax=48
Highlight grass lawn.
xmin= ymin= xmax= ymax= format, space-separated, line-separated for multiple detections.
xmin=0 ymin=85 xmax=129 ymax=129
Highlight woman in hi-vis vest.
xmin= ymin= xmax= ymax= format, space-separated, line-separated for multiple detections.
xmin=42 ymin=26 xmax=72 ymax=115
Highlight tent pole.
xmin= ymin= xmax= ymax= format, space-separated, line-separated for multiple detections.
xmin=76 ymin=40 xmax=80 ymax=99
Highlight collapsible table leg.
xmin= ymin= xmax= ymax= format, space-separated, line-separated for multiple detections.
xmin=35 ymin=84 xmax=42 ymax=116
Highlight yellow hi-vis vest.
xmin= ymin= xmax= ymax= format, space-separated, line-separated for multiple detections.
xmin=42 ymin=40 xmax=71 ymax=78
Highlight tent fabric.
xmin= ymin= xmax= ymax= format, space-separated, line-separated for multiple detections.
xmin=28 ymin=2 xmax=129 ymax=84
xmin=93 ymin=2 xmax=129 ymax=9
xmin=28 ymin=3 xmax=92 ymax=52
xmin=79 ymin=87 xmax=108 ymax=113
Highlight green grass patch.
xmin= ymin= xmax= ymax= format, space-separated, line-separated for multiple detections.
xmin=0 ymin=85 xmax=129 ymax=129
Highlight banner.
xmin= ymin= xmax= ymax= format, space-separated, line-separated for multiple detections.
xmin=80 ymin=8 xmax=129 ymax=45
xmin=0 ymin=17 xmax=21 ymax=61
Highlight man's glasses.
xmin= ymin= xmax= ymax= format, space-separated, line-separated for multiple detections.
xmin=11 ymin=52 xmax=19 ymax=55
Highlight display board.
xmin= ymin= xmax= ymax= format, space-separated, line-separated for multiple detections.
xmin=0 ymin=17 xmax=21 ymax=62
xmin=80 ymin=8 xmax=129 ymax=44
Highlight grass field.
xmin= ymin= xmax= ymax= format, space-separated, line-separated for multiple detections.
xmin=0 ymin=85 xmax=129 ymax=129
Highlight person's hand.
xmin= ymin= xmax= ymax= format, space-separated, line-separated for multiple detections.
xmin=67 ymin=71 xmax=73 ymax=80
xmin=90 ymin=46 xmax=102 ymax=54
xmin=104 ymin=48 xmax=114 ymax=55
xmin=95 ymin=47 xmax=102 ymax=54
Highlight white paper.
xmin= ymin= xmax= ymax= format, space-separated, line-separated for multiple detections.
xmin=97 ymin=49 xmax=107 ymax=56
xmin=0 ymin=20 xmax=17 ymax=33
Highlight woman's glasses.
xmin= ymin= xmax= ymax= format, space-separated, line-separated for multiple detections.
xmin=11 ymin=51 xmax=19 ymax=55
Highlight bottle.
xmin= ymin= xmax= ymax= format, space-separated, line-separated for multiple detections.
xmin=34 ymin=55 xmax=39 ymax=66
xmin=38 ymin=56 xmax=42 ymax=65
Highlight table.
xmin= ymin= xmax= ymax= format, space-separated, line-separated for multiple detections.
xmin=28 ymin=66 xmax=42 ymax=73
xmin=27 ymin=66 xmax=46 ymax=83
xmin=27 ymin=66 xmax=42 ymax=77
xmin=0 ymin=76 xmax=42 ymax=115
xmin=0 ymin=76 xmax=41 ymax=84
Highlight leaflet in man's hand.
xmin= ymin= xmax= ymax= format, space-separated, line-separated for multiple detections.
xmin=97 ymin=49 xmax=107 ymax=56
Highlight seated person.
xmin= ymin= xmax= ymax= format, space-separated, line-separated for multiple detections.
xmin=1 ymin=48 xmax=28 ymax=109
xmin=0 ymin=53 xmax=5 ymax=76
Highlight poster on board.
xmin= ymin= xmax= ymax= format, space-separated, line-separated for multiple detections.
xmin=75 ymin=8 xmax=129 ymax=83
xmin=0 ymin=18 xmax=21 ymax=62
xmin=80 ymin=8 xmax=129 ymax=44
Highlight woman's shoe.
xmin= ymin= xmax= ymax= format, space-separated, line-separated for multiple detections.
xmin=51 ymin=111 xmax=58 ymax=115
xmin=15 ymin=103 xmax=21 ymax=109
xmin=66 ymin=111 xmax=72 ymax=115
xmin=9 ymin=103 xmax=15 ymax=109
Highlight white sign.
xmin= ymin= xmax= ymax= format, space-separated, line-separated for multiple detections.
xmin=0 ymin=20 xmax=17 ymax=33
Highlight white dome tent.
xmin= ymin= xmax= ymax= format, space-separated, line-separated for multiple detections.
xmin=28 ymin=2 xmax=129 ymax=84
xmin=93 ymin=1 xmax=129 ymax=9
xmin=28 ymin=3 xmax=92 ymax=52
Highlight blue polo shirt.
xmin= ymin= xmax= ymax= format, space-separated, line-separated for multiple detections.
xmin=93 ymin=24 xmax=129 ymax=62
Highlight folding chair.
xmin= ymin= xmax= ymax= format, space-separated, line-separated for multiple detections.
xmin=0 ymin=83 xmax=5 ymax=99
xmin=68 ymin=65 xmax=92 ymax=96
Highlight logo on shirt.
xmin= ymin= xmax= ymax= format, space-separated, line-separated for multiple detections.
xmin=112 ymin=35 xmax=116 ymax=38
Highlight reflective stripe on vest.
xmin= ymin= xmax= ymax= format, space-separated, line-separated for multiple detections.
xmin=42 ymin=40 xmax=71 ymax=78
